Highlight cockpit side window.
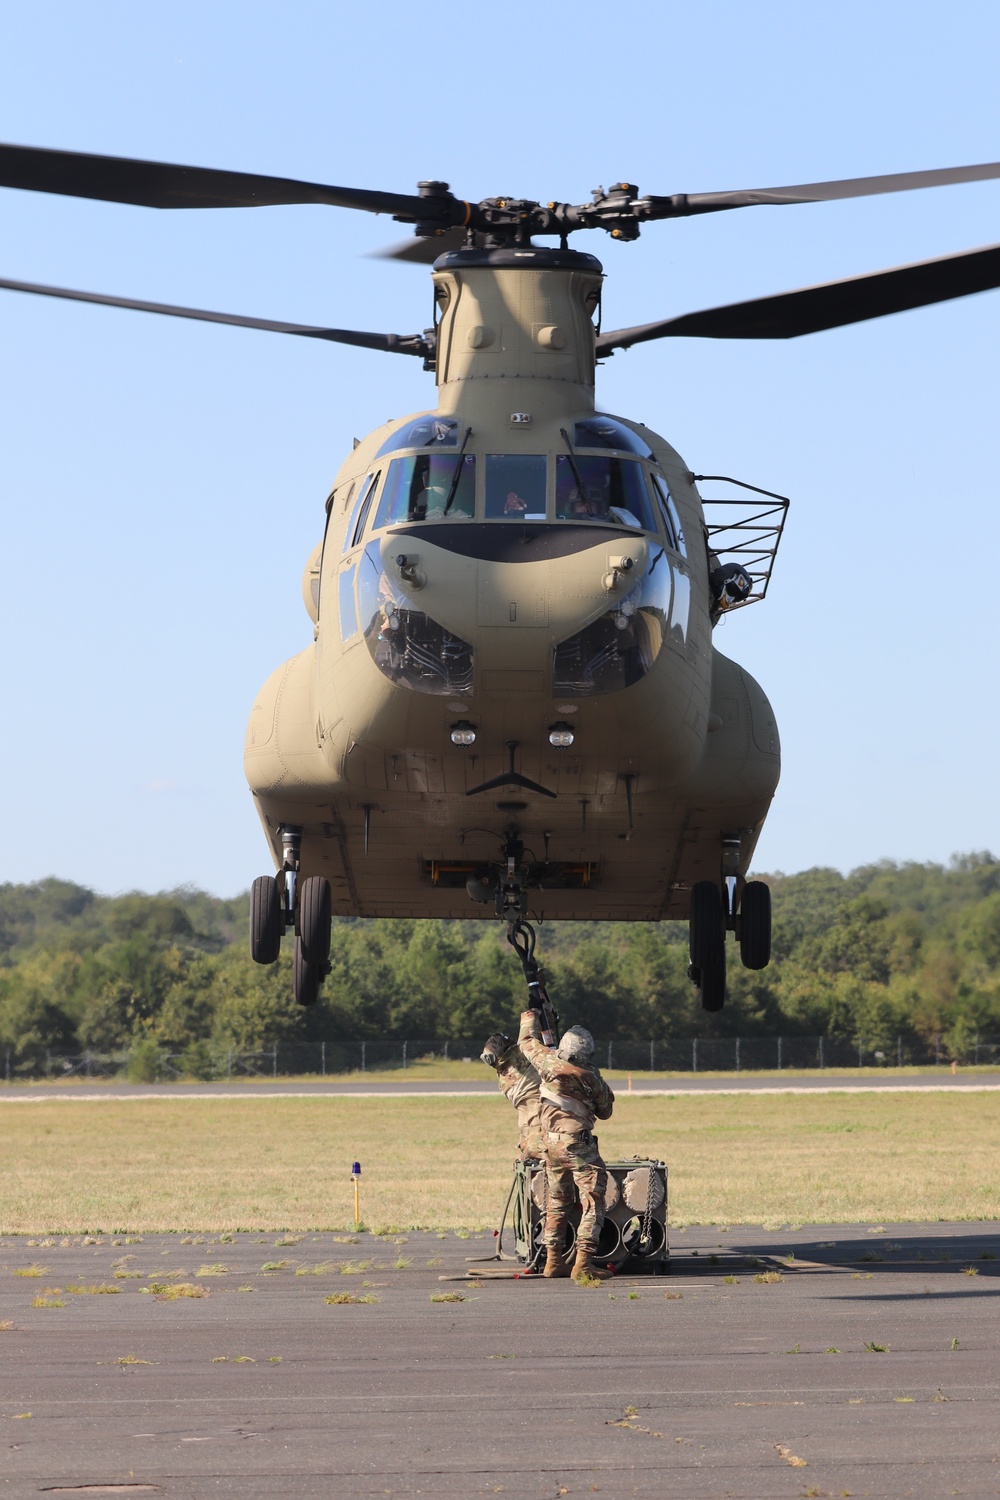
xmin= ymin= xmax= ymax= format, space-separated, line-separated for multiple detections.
xmin=650 ymin=473 xmax=687 ymax=557
xmin=555 ymin=455 xmax=656 ymax=530
xmin=484 ymin=455 xmax=547 ymax=519
xmin=373 ymin=453 xmax=476 ymax=528
xmin=343 ymin=472 xmax=379 ymax=553
xmin=346 ymin=471 xmax=380 ymax=549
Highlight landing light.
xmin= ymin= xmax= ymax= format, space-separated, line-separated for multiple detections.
xmin=548 ymin=723 xmax=576 ymax=749
xmin=450 ymin=721 xmax=477 ymax=747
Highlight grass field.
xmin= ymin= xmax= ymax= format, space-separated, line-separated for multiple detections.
xmin=3 ymin=1091 xmax=999 ymax=1234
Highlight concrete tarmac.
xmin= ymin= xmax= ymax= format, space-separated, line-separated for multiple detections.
xmin=2 ymin=1221 xmax=998 ymax=1497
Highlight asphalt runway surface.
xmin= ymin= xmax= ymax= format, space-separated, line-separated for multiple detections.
xmin=3 ymin=1222 xmax=999 ymax=1497
xmin=4 ymin=1074 xmax=1000 ymax=1100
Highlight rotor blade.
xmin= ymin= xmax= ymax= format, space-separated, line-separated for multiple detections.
xmin=596 ymin=242 xmax=1000 ymax=350
xmin=0 ymin=276 xmax=430 ymax=354
xmin=0 ymin=142 xmax=431 ymax=217
xmin=651 ymin=159 xmax=1000 ymax=218
xmin=371 ymin=228 xmax=473 ymax=264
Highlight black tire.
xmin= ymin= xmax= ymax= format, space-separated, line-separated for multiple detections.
xmin=689 ymin=881 xmax=724 ymax=966
xmin=294 ymin=935 xmax=322 ymax=1007
xmin=739 ymin=880 xmax=772 ymax=970
xmin=700 ymin=948 xmax=726 ymax=1011
xmin=250 ymin=875 xmax=282 ymax=965
xmin=299 ymin=876 xmax=332 ymax=965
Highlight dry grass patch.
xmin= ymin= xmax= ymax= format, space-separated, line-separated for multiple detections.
xmin=141 ymin=1282 xmax=206 ymax=1300
xmin=66 ymin=1283 xmax=119 ymax=1295
xmin=325 ymin=1292 xmax=378 ymax=1305
xmin=2 ymin=1092 xmax=1000 ymax=1230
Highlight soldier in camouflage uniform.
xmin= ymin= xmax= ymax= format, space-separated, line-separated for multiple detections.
xmin=480 ymin=1032 xmax=546 ymax=1161
xmin=517 ymin=1010 xmax=616 ymax=1283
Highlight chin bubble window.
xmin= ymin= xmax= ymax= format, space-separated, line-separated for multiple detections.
xmin=555 ymin=455 xmax=656 ymax=530
xmin=484 ymin=455 xmax=547 ymax=520
xmin=553 ymin=546 xmax=687 ymax=696
xmin=373 ymin=453 xmax=476 ymax=527
xmin=357 ymin=541 xmax=474 ymax=695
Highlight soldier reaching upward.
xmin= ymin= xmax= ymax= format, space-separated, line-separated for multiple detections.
xmin=517 ymin=1009 xmax=615 ymax=1284
xmin=480 ymin=1032 xmax=546 ymax=1162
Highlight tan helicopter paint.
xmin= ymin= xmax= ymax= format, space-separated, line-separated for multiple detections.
xmin=244 ymin=257 xmax=780 ymax=920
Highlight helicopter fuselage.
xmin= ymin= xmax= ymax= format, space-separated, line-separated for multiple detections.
xmin=244 ymin=247 xmax=780 ymax=920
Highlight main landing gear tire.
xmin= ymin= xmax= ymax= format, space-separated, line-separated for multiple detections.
xmin=250 ymin=876 xmax=282 ymax=965
xmin=690 ymin=880 xmax=726 ymax=1013
xmin=294 ymin=875 xmax=332 ymax=1008
xmin=739 ymin=880 xmax=772 ymax=970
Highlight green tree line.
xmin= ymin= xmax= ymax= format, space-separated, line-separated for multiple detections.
xmin=1 ymin=854 xmax=999 ymax=1071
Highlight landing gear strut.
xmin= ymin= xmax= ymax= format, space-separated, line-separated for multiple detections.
xmin=687 ymin=840 xmax=773 ymax=1012
xmin=248 ymin=823 xmax=332 ymax=1007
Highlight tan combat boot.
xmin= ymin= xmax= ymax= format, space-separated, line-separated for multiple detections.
xmin=543 ymin=1246 xmax=571 ymax=1278
xmin=571 ymin=1249 xmax=615 ymax=1284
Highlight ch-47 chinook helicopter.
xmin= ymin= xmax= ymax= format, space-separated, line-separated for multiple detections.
xmin=4 ymin=145 xmax=1000 ymax=1018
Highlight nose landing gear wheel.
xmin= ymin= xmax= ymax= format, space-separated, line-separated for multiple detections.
xmin=689 ymin=880 xmax=727 ymax=1012
xmin=250 ymin=875 xmax=282 ymax=965
xmin=294 ymin=875 xmax=332 ymax=1007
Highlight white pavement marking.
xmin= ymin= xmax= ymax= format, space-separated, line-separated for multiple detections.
xmin=2 ymin=1084 xmax=1000 ymax=1102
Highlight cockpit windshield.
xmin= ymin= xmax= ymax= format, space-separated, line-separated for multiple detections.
xmin=485 ymin=455 xmax=547 ymax=519
xmin=373 ymin=454 xmax=476 ymax=527
xmin=555 ymin=455 xmax=656 ymax=530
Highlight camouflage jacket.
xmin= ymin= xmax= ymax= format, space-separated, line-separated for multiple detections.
xmin=517 ymin=1010 xmax=615 ymax=1133
xmin=494 ymin=1044 xmax=545 ymax=1152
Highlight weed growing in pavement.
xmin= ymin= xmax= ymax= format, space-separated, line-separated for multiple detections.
xmin=339 ymin=1260 xmax=374 ymax=1275
xmin=32 ymin=1294 xmax=64 ymax=1308
xmin=66 ymin=1284 xmax=119 ymax=1295
xmin=13 ymin=1266 xmax=47 ymax=1278
xmin=964 ymin=1266 xmax=979 ymax=1276
xmin=394 ymin=1256 xmax=412 ymax=1270
xmin=950 ymin=1337 xmax=960 ymax=1350
xmin=431 ymin=1292 xmax=467 ymax=1302
xmin=723 ymin=1275 xmax=739 ymax=1285
xmin=861 ymin=1251 xmax=884 ymax=1262
xmin=260 ymin=1260 xmax=292 ymax=1272
xmin=826 ymin=1347 xmax=841 ymax=1354
xmin=325 ymin=1292 xmax=378 ymax=1304
xmin=196 ymin=1264 xmax=229 ymax=1277
xmin=116 ymin=1355 xmax=155 ymax=1365
xmin=980 ymin=1249 xmax=997 ymax=1260
xmin=754 ymin=1271 xmax=784 ymax=1284
xmin=0 ymin=1320 xmax=14 ymax=1331
xmin=274 ymin=1236 xmax=302 ymax=1246
xmin=141 ymin=1282 xmax=206 ymax=1299
xmin=785 ymin=1343 xmax=801 ymax=1354
xmin=864 ymin=1341 xmax=889 ymax=1353
xmin=663 ymin=1292 xmax=683 ymax=1300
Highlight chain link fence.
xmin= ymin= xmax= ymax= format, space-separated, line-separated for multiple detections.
xmin=5 ymin=1034 xmax=1000 ymax=1082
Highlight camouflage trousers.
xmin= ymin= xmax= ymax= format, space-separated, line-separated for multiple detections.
xmin=542 ymin=1129 xmax=608 ymax=1255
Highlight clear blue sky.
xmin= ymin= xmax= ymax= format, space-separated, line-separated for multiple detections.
xmin=1 ymin=0 xmax=998 ymax=896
